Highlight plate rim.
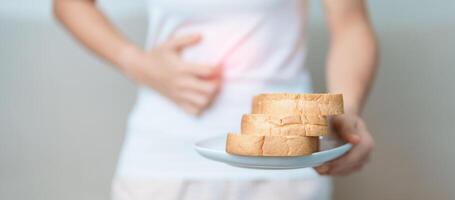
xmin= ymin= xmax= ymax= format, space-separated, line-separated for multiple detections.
xmin=193 ymin=135 xmax=352 ymax=159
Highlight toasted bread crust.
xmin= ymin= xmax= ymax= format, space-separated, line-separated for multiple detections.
xmin=241 ymin=114 xmax=328 ymax=136
xmin=226 ymin=133 xmax=319 ymax=156
xmin=252 ymin=93 xmax=344 ymax=116
xmin=225 ymin=93 xmax=343 ymax=157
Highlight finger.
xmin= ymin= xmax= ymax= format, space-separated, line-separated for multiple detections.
xmin=179 ymin=63 xmax=222 ymax=78
xmin=167 ymin=34 xmax=202 ymax=52
xmin=314 ymin=164 xmax=330 ymax=175
xmin=179 ymin=77 xmax=221 ymax=96
xmin=318 ymin=138 xmax=371 ymax=175
xmin=329 ymin=136 xmax=373 ymax=175
xmin=344 ymin=133 xmax=361 ymax=144
xmin=331 ymin=123 xmax=361 ymax=144
xmin=327 ymin=144 xmax=370 ymax=174
xmin=330 ymin=116 xmax=362 ymax=144
xmin=328 ymin=151 xmax=362 ymax=174
xmin=177 ymin=101 xmax=200 ymax=116
xmin=178 ymin=90 xmax=211 ymax=112
xmin=211 ymin=63 xmax=223 ymax=77
xmin=352 ymin=163 xmax=365 ymax=171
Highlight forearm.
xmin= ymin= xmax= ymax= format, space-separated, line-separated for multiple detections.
xmin=53 ymin=0 xmax=141 ymax=72
xmin=326 ymin=23 xmax=378 ymax=115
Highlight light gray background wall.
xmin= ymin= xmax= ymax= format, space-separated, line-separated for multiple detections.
xmin=1 ymin=0 xmax=454 ymax=200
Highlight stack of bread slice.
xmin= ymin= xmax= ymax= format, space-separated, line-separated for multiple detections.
xmin=226 ymin=93 xmax=344 ymax=156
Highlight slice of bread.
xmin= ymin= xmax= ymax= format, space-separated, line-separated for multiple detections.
xmin=226 ymin=133 xmax=319 ymax=156
xmin=241 ymin=114 xmax=328 ymax=136
xmin=252 ymin=93 xmax=344 ymax=116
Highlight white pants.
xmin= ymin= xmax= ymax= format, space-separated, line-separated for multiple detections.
xmin=111 ymin=177 xmax=332 ymax=200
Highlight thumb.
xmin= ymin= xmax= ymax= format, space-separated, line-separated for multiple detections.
xmin=331 ymin=117 xmax=361 ymax=144
xmin=333 ymin=125 xmax=360 ymax=144
xmin=168 ymin=34 xmax=202 ymax=52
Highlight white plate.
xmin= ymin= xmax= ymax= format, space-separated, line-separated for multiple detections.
xmin=194 ymin=135 xmax=352 ymax=169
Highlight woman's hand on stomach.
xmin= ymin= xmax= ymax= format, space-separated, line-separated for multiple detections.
xmin=123 ymin=34 xmax=222 ymax=115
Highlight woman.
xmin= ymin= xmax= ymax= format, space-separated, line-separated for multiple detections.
xmin=54 ymin=0 xmax=377 ymax=199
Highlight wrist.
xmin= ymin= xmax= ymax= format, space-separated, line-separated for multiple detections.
xmin=117 ymin=44 xmax=146 ymax=82
xmin=116 ymin=44 xmax=144 ymax=74
xmin=344 ymin=107 xmax=361 ymax=116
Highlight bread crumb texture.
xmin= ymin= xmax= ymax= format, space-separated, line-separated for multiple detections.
xmin=252 ymin=93 xmax=344 ymax=116
xmin=226 ymin=133 xmax=319 ymax=156
xmin=241 ymin=114 xmax=328 ymax=136
xmin=226 ymin=93 xmax=343 ymax=157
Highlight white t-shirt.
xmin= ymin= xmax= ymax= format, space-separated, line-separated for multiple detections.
xmin=116 ymin=0 xmax=320 ymax=179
